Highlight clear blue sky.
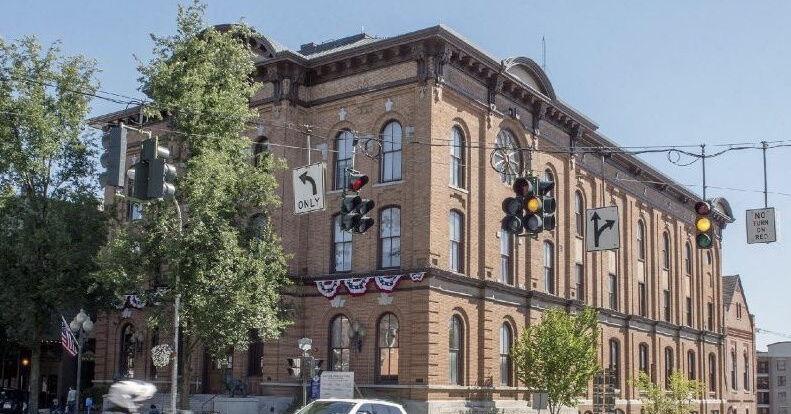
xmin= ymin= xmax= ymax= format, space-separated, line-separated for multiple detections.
xmin=3 ymin=0 xmax=789 ymax=349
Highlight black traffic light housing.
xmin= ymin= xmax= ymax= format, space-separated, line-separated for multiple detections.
xmin=134 ymin=138 xmax=177 ymax=201
xmin=502 ymin=176 xmax=548 ymax=235
xmin=694 ymin=201 xmax=713 ymax=249
xmin=538 ymin=178 xmax=556 ymax=231
xmin=99 ymin=125 xmax=128 ymax=188
xmin=339 ymin=170 xmax=375 ymax=234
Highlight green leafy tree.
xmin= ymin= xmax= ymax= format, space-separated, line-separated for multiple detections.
xmin=0 ymin=37 xmax=106 ymax=413
xmin=632 ymin=371 xmax=705 ymax=414
xmin=512 ymin=307 xmax=599 ymax=414
xmin=92 ymin=1 xmax=290 ymax=406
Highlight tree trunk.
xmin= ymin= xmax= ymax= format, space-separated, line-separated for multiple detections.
xmin=29 ymin=343 xmax=41 ymax=414
xmin=178 ymin=337 xmax=195 ymax=410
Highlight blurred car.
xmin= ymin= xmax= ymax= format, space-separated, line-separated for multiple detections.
xmin=294 ymin=399 xmax=406 ymax=414
xmin=0 ymin=388 xmax=26 ymax=414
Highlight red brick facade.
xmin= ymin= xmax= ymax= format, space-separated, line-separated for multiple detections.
xmin=91 ymin=25 xmax=754 ymax=414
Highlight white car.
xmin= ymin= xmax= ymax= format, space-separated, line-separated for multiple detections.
xmin=294 ymin=399 xmax=407 ymax=414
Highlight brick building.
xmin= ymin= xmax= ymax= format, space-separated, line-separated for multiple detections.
xmin=90 ymin=25 xmax=754 ymax=414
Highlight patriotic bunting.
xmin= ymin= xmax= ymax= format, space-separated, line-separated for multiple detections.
xmin=314 ymin=272 xmax=425 ymax=299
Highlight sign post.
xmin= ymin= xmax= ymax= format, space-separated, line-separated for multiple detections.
xmin=746 ymin=207 xmax=777 ymax=244
xmin=586 ymin=206 xmax=620 ymax=252
xmin=293 ymin=163 xmax=326 ymax=215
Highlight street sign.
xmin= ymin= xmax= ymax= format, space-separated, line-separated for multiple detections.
xmin=293 ymin=163 xmax=326 ymax=215
xmin=586 ymin=206 xmax=620 ymax=252
xmin=319 ymin=371 xmax=354 ymax=399
xmin=746 ymin=207 xmax=777 ymax=244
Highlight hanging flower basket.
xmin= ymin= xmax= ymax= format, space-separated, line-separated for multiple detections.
xmin=151 ymin=344 xmax=173 ymax=368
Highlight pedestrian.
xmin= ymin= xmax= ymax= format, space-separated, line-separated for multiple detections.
xmin=85 ymin=397 xmax=93 ymax=414
xmin=50 ymin=398 xmax=61 ymax=414
xmin=149 ymin=404 xmax=160 ymax=414
xmin=66 ymin=387 xmax=76 ymax=414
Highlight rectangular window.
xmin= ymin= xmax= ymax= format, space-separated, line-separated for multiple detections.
xmin=575 ymin=263 xmax=585 ymax=301
xmin=379 ymin=207 xmax=401 ymax=268
xmin=779 ymin=376 xmax=787 ymax=386
xmin=663 ymin=290 xmax=672 ymax=322
xmin=333 ymin=130 xmax=354 ymax=190
xmin=758 ymin=377 xmax=769 ymax=389
xmin=380 ymin=122 xmax=403 ymax=182
xmin=609 ymin=273 xmax=618 ymax=311
xmin=544 ymin=242 xmax=555 ymax=294
xmin=449 ymin=211 xmax=463 ymax=273
xmin=758 ymin=392 xmax=770 ymax=404
xmin=686 ymin=297 xmax=693 ymax=326
xmin=707 ymin=302 xmax=715 ymax=330
xmin=638 ymin=282 xmax=647 ymax=317
xmin=449 ymin=128 xmax=464 ymax=188
xmin=779 ymin=361 xmax=786 ymax=371
xmin=779 ymin=391 xmax=787 ymax=402
xmin=500 ymin=231 xmax=512 ymax=285
xmin=759 ymin=361 xmax=769 ymax=375
xmin=333 ymin=216 xmax=352 ymax=272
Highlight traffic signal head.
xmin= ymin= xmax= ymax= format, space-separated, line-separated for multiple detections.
xmin=287 ymin=357 xmax=302 ymax=378
xmin=348 ymin=172 xmax=369 ymax=192
xmin=694 ymin=201 xmax=713 ymax=249
xmin=523 ymin=214 xmax=543 ymax=233
xmin=538 ymin=178 xmax=556 ymax=232
xmin=525 ymin=196 xmax=541 ymax=214
xmin=502 ymin=197 xmax=524 ymax=216
xmin=141 ymin=138 xmax=176 ymax=200
xmin=501 ymin=216 xmax=524 ymax=235
xmin=99 ymin=125 xmax=128 ymax=188
xmin=512 ymin=177 xmax=534 ymax=197
xmin=339 ymin=194 xmax=375 ymax=233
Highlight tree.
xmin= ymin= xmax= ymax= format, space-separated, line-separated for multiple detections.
xmin=92 ymin=1 xmax=291 ymax=407
xmin=512 ymin=307 xmax=599 ymax=414
xmin=632 ymin=371 xmax=705 ymax=414
xmin=0 ymin=37 xmax=106 ymax=413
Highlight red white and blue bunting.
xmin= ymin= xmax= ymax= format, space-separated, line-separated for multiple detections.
xmin=315 ymin=272 xmax=426 ymax=299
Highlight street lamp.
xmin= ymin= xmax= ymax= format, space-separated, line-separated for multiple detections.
xmin=70 ymin=309 xmax=94 ymax=413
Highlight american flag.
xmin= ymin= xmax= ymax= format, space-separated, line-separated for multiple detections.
xmin=60 ymin=316 xmax=78 ymax=357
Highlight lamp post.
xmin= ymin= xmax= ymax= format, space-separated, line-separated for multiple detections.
xmin=70 ymin=309 xmax=94 ymax=414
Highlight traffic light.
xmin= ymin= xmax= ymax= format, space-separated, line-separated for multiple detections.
xmin=538 ymin=178 xmax=556 ymax=231
xmin=134 ymin=138 xmax=176 ymax=200
xmin=694 ymin=201 xmax=713 ymax=249
xmin=310 ymin=358 xmax=324 ymax=378
xmin=339 ymin=170 xmax=375 ymax=233
xmin=287 ymin=357 xmax=302 ymax=378
xmin=99 ymin=125 xmax=128 ymax=188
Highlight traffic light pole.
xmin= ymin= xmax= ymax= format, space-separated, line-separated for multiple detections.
xmin=700 ymin=144 xmax=707 ymax=201
xmin=761 ymin=141 xmax=768 ymax=208
xmin=170 ymin=198 xmax=183 ymax=414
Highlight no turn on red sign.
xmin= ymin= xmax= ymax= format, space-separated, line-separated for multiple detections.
xmin=746 ymin=207 xmax=777 ymax=244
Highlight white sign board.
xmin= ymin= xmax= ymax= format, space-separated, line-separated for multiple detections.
xmin=746 ymin=207 xmax=777 ymax=244
xmin=586 ymin=206 xmax=620 ymax=252
xmin=292 ymin=163 xmax=326 ymax=215
xmin=319 ymin=371 xmax=354 ymax=399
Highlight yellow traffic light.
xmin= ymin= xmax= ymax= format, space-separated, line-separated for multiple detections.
xmin=525 ymin=196 xmax=541 ymax=213
xmin=695 ymin=216 xmax=711 ymax=232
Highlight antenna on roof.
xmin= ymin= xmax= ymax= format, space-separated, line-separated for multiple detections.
xmin=361 ymin=25 xmax=365 ymax=34
xmin=541 ymin=35 xmax=547 ymax=71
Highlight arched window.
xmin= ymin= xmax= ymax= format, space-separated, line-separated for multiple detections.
xmin=609 ymin=339 xmax=621 ymax=388
xmin=252 ymin=136 xmax=269 ymax=167
xmin=665 ymin=347 xmax=675 ymax=387
xmin=744 ymin=353 xmax=750 ymax=390
xmin=544 ymin=241 xmax=555 ymax=294
xmin=377 ymin=313 xmax=399 ymax=383
xmin=500 ymin=323 xmax=514 ymax=386
xmin=329 ymin=315 xmax=351 ymax=371
xmin=637 ymin=220 xmax=646 ymax=261
xmin=543 ymin=169 xmax=555 ymax=197
xmin=499 ymin=230 xmax=513 ymax=285
xmin=662 ymin=232 xmax=671 ymax=270
xmin=709 ymin=353 xmax=717 ymax=392
xmin=449 ymin=210 xmax=464 ymax=273
xmin=449 ymin=315 xmax=464 ymax=385
xmin=493 ymin=129 xmax=522 ymax=184
xmin=332 ymin=215 xmax=352 ymax=272
xmin=380 ymin=121 xmax=403 ymax=182
xmin=639 ymin=343 xmax=650 ymax=375
xmin=575 ymin=191 xmax=585 ymax=237
xmin=731 ymin=349 xmax=737 ymax=390
xmin=334 ymin=130 xmax=355 ymax=190
xmin=684 ymin=242 xmax=693 ymax=274
xmin=688 ymin=350 xmax=697 ymax=380
xmin=247 ymin=330 xmax=263 ymax=376
xmin=450 ymin=127 xmax=465 ymax=188
xmin=119 ymin=324 xmax=136 ymax=378
xmin=379 ymin=207 xmax=401 ymax=269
